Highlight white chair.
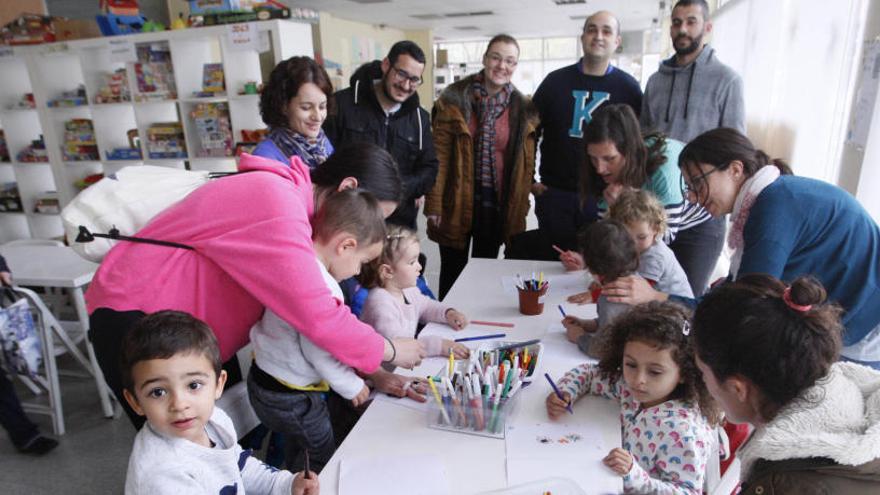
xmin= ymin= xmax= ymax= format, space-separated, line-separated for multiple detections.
xmin=9 ymin=286 xmax=112 ymax=435
xmin=706 ymin=424 xmax=741 ymax=494
xmin=215 ymin=343 xmax=261 ymax=439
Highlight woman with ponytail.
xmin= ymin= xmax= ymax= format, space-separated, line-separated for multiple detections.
xmin=603 ymin=127 xmax=880 ymax=369
xmin=692 ymin=274 xmax=880 ymax=493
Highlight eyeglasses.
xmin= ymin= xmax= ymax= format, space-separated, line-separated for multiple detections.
xmin=486 ymin=53 xmax=518 ymax=67
xmin=681 ymin=167 xmax=719 ymax=197
xmin=391 ymin=67 xmax=423 ymax=87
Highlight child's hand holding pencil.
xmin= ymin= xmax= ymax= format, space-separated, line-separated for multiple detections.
xmin=545 ymin=389 xmax=574 ymax=419
xmin=553 ymin=244 xmax=585 ymax=271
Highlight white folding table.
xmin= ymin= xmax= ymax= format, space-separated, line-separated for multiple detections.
xmin=320 ymin=259 xmax=623 ymax=494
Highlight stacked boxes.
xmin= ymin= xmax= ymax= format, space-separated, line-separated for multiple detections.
xmin=62 ymin=119 xmax=99 ymax=161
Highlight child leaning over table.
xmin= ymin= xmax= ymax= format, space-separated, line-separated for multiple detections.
xmin=359 ymin=224 xmax=470 ymax=370
xmin=561 ymin=219 xmax=641 ymax=356
xmin=121 ymin=310 xmax=318 ymax=495
xmin=247 ymin=189 xmax=387 ymax=474
xmin=547 ymin=302 xmax=725 ymax=494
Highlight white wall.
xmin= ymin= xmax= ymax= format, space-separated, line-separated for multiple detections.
xmin=711 ymin=0 xmax=868 ymax=182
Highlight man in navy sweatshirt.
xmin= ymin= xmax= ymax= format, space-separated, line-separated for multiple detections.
xmin=641 ymin=0 xmax=745 ymax=142
xmin=532 ymin=11 xmax=642 ymax=251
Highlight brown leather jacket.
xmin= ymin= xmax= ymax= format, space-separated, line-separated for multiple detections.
xmin=740 ymin=457 xmax=880 ymax=494
xmin=425 ymin=74 xmax=538 ymax=250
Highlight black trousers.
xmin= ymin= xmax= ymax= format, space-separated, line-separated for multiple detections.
xmin=437 ymin=231 xmax=502 ymax=301
xmin=0 ymin=371 xmax=40 ymax=448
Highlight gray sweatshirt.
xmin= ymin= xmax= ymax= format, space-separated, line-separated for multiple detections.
xmin=641 ymin=45 xmax=745 ymax=143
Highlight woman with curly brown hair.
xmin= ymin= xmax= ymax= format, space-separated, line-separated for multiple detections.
xmin=254 ymin=56 xmax=334 ymax=168
xmin=693 ymin=274 xmax=880 ymax=494
xmin=546 ymin=301 xmax=722 ymax=494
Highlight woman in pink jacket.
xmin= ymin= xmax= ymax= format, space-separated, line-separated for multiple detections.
xmin=87 ymin=143 xmax=426 ymax=425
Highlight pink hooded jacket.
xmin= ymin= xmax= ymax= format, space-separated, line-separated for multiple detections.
xmin=86 ymin=154 xmax=384 ymax=371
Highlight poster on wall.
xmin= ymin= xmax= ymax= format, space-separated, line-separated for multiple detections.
xmin=847 ymin=39 xmax=880 ymax=149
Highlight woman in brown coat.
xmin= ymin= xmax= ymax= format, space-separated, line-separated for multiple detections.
xmin=425 ymin=34 xmax=538 ymax=299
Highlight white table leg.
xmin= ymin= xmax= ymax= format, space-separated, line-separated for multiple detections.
xmin=70 ymin=287 xmax=116 ymax=418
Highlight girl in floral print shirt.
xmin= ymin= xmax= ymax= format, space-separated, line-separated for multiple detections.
xmin=546 ymin=301 xmax=722 ymax=494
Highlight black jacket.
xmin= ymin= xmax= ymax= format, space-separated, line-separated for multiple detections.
xmin=324 ymin=61 xmax=438 ymax=229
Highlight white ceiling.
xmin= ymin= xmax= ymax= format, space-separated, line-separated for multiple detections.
xmin=284 ymin=0 xmax=665 ymax=41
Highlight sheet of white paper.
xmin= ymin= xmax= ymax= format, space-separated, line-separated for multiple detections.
xmin=370 ymin=390 xmax=431 ymax=412
xmin=339 ymin=453 xmax=450 ymax=495
xmin=545 ymin=272 xmax=591 ymax=297
xmin=506 ymin=457 xmax=618 ymax=495
xmin=505 ymin=420 xmax=615 ymax=493
xmin=541 ymin=323 xmax=596 ymax=364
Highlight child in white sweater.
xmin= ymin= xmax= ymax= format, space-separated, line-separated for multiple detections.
xmin=360 ymin=225 xmax=470 ymax=366
xmin=121 ymin=310 xmax=317 ymax=495
xmin=247 ymin=189 xmax=386 ymax=473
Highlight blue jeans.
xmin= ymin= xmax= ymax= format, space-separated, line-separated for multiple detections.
xmin=246 ymin=368 xmax=336 ymax=473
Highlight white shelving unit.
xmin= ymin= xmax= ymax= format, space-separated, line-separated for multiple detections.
xmin=0 ymin=19 xmax=313 ymax=243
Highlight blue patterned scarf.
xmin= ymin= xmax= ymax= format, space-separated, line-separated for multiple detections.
xmin=472 ymin=72 xmax=512 ymax=219
xmin=268 ymin=127 xmax=330 ymax=169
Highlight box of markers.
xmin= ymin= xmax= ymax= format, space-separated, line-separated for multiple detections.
xmin=427 ymin=340 xmax=542 ymax=439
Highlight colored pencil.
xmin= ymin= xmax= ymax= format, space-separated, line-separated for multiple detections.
xmin=471 ymin=320 xmax=515 ymax=328
xmin=455 ymin=333 xmax=507 ymax=342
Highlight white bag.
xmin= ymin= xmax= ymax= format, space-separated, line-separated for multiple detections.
xmin=61 ymin=165 xmax=211 ymax=262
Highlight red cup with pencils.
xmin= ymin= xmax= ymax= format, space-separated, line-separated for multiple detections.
xmin=517 ymin=274 xmax=548 ymax=315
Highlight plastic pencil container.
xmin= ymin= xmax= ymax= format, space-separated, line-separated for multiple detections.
xmin=479 ymin=340 xmax=543 ymax=378
xmin=426 ymin=386 xmax=521 ymax=439
xmin=517 ymin=284 xmax=548 ymax=315
xmin=426 ymin=341 xmax=542 ymax=439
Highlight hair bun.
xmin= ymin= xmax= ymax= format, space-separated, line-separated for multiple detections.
xmin=789 ymin=276 xmax=827 ymax=307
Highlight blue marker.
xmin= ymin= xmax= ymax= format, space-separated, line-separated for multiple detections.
xmin=455 ymin=333 xmax=506 ymax=343
xmin=558 ymin=304 xmax=566 ymax=317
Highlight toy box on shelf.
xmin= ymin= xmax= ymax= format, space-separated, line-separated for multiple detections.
xmin=62 ymin=119 xmax=100 ymax=161
xmin=74 ymin=173 xmax=104 ymax=190
xmin=146 ymin=122 xmax=187 ymax=159
xmin=133 ymin=43 xmax=177 ymax=101
xmin=7 ymin=93 xmax=36 ymax=110
xmin=0 ymin=183 xmax=24 ymax=212
xmin=190 ymin=102 xmax=233 ymax=157
xmin=34 ymin=191 xmax=61 ymax=214
xmin=47 ymin=85 xmax=88 ymax=107
xmin=94 ymin=68 xmax=131 ymax=103
xmin=16 ymin=136 xmax=49 ymax=163
xmin=194 ymin=63 xmax=226 ymax=97
xmin=234 ymin=128 xmax=268 ymax=156
xmin=1 ymin=14 xmax=56 ymax=46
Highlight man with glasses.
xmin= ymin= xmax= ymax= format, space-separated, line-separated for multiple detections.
xmin=641 ymin=0 xmax=745 ymax=142
xmin=325 ymin=40 xmax=438 ymax=231
xmin=531 ymin=11 xmax=642 ymax=253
